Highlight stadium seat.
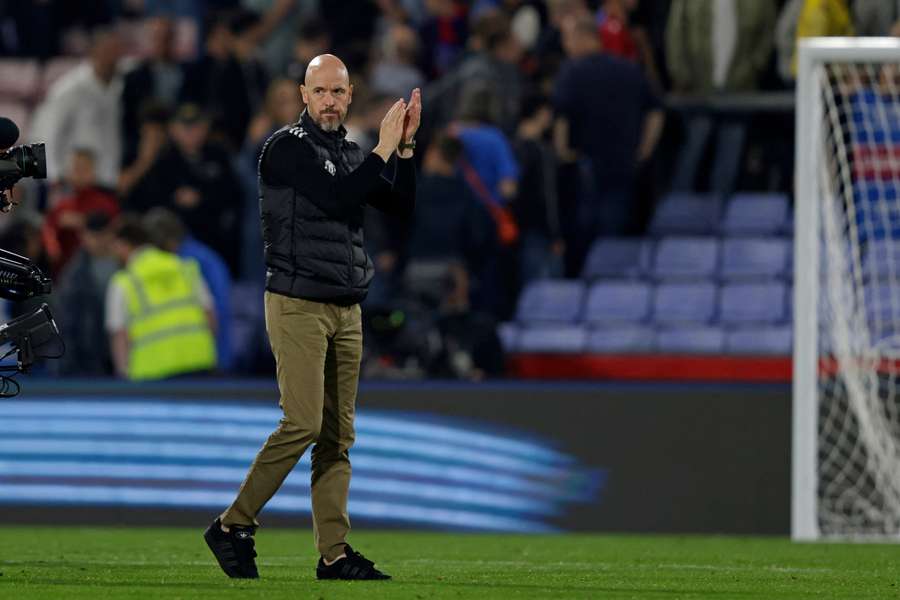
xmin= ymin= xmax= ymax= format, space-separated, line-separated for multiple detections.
xmin=725 ymin=326 xmax=793 ymax=355
xmin=651 ymin=237 xmax=719 ymax=280
xmin=497 ymin=322 xmax=519 ymax=353
xmin=852 ymin=183 xmax=900 ymax=244
xmin=721 ymin=193 xmax=790 ymax=235
xmin=583 ymin=280 xmax=652 ymax=324
xmin=719 ymin=282 xmax=788 ymax=324
xmin=587 ymin=325 xmax=655 ymax=353
xmin=656 ymin=326 xmax=725 ymax=354
xmin=516 ymin=325 xmax=588 ymax=353
xmin=581 ymin=237 xmax=652 ymax=280
xmin=648 ymin=193 xmax=721 ymax=235
xmin=652 ymin=282 xmax=717 ymax=324
xmin=861 ymin=239 xmax=900 ymax=281
xmin=0 ymin=59 xmax=39 ymax=101
xmin=863 ymin=282 xmax=899 ymax=328
xmin=720 ymin=237 xmax=790 ymax=280
xmin=515 ymin=279 xmax=585 ymax=323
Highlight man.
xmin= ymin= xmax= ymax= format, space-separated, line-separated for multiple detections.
xmin=204 ymin=54 xmax=418 ymax=581
xmin=41 ymin=148 xmax=119 ymax=277
xmin=121 ymin=16 xmax=184 ymax=161
xmin=54 ymin=212 xmax=119 ymax=376
xmin=665 ymin=0 xmax=775 ymax=193
xmin=124 ymin=104 xmax=243 ymax=274
xmin=143 ymin=207 xmax=233 ymax=372
xmin=105 ymin=215 xmax=217 ymax=380
xmin=30 ymin=27 xmax=124 ymax=186
xmin=554 ymin=15 xmax=663 ymax=268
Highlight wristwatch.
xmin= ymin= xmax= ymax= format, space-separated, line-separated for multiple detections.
xmin=398 ymin=140 xmax=416 ymax=151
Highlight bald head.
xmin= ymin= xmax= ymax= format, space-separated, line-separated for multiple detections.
xmin=304 ymin=54 xmax=348 ymax=86
xmin=301 ymin=54 xmax=353 ymax=132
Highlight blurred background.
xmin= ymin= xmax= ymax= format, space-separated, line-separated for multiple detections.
xmin=0 ymin=0 xmax=877 ymax=534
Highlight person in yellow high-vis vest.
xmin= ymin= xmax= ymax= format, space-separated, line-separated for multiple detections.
xmin=105 ymin=215 xmax=217 ymax=380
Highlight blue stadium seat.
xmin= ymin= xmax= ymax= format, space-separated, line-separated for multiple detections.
xmin=652 ymin=282 xmax=717 ymax=324
xmin=517 ymin=325 xmax=588 ymax=353
xmin=581 ymin=237 xmax=652 ymax=280
xmin=725 ymin=326 xmax=793 ymax=355
xmin=721 ymin=193 xmax=790 ymax=235
xmin=862 ymin=239 xmax=900 ymax=281
xmin=648 ymin=193 xmax=721 ymax=235
xmin=515 ymin=280 xmax=585 ymax=323
xmin=863 ymin=282 xmax=899 ymax=328
xmin=497 ymin=322 xmax=519 ymax=353
xmin=719 ymin=282 xmax=788 ymax=324
xmin=652 ymin=237 xmax=720 ymax=280
xmin=852 ymin=183 xmax=900 ymax=245
xmin=588 ymin=326 xmax=655 ymax=353
xmin=584 ymin=280 xmax=652 ymax=324
xmin=720 ymin=237 xmax=790 ymax=280
xmin=656 ymin=326 xmax=725 ymax=354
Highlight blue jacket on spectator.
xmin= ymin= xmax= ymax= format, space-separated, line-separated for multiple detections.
xmin=178 ymin=236 xmax=233 ymax=371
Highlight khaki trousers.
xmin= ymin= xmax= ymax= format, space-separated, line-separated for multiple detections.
xmin=221 ymin=291 xmax=362 ymax=561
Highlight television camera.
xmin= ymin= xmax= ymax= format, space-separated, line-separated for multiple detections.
xmin=0 ymin=116 xmax=61 ymax=391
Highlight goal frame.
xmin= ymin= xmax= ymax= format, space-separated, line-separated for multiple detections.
xmin=793 ymin=37 xmax=900 ymax=541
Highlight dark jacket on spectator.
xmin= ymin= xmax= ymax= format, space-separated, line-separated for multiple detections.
xmin=124 ymin=141 xmax=243 ymax=273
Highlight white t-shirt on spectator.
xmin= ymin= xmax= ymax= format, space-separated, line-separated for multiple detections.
xmin=30 ymin=62 xmax=123 ymax=187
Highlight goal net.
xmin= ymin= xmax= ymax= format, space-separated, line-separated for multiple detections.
xmin=794 ymin=38 xmax=900 ymax=540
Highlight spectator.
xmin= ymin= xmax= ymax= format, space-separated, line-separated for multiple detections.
xmin=118 ymin=102 xmax=172 ymax=199
xmin=370 ymin=23 xmax=426 ymax=98
xmin=244 ymin=78 xmax=304 ymax=159
xmin=418 ymin=0 xmax=469 ymax=79
xmin=30 ymin=27 xmax=124 ymax=186
xmin=449 ymin=86 xmax=520 ymax=317
xmin=105 ymin=215 xmax=217 ymax=380
xmin=790 ymin=0 xmax=854 ymax=77
xmin=407 ymin=132 xmax=494 ymax=280
xmin=143 ymin=207 xmax=234 ymax=372
xmin=285 ymin=17 xmax=332 ymax=84
xmin=775 ymin=0 xmax=804 ymax=84
xmin=513 ymin=94 xmax=564 ymax=285
xmin=180 ymin=11 xmax=268 ymax=150
xmin=534 ymin=0 xmax=590 ymax=83
xmin=854 ymin=0 xmax=900 ymax=37
xmin=124 ymin=104 xmax=243 ymax=274
xmin=597 ymin=0 xmax=663 ymax=89
xmin=240 ymin=0 xmax=315 ymax=76
xmin=121 ymin=16 xmax=185 ymax=161
xmin=54 ymin=212 xmax=119 ymax=376
xmin=453 ymin=85 xmax=520 ymax=216
xmin=42 ymin=148 xmax=120 ymax=277
xmin=426 ymin=12 xmax=525 ymax=135
xmin=596 ymin=0 xmax=639 ymax=62
xmin=554 ymin=16 xmax=663 ymax=262
xmin=665 ymin=0 xmax=775 ymax=194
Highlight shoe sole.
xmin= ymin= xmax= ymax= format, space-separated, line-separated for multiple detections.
xmin=203 ymin=525 xmax=258 ymax=579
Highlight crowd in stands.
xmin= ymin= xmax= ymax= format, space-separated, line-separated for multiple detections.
xmin=0 ymin=0 xmax=893 ymax=380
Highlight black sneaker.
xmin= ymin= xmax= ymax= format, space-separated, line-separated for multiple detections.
xmin=316 ymin=545 xmax=391 ymax=580
xmin=203 ymin=518 xmax=259 ymax=579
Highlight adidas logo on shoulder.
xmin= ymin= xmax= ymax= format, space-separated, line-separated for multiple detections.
xmin=288 ymin=126 xmax=306 ymax=139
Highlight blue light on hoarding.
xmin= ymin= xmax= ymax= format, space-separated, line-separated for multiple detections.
xmin=0 ymin=399 xmax=604 ymax=532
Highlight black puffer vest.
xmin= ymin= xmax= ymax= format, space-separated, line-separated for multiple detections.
xmin=259 ymin=111 xmax=372 ymax=305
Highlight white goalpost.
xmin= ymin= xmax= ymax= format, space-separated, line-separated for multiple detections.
xmin=794 ymin=37 xmax=900 ymax=540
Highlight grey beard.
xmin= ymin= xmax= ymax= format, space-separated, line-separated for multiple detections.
xmin=317 ymin=115 xmax=342 ymax=131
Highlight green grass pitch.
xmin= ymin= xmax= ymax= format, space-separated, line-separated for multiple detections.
xmin=2 ymin=527 xmax=900 ymax=599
